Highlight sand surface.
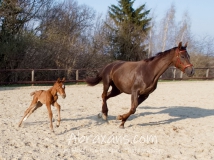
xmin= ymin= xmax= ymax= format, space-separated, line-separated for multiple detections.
xmin=0 ymin=81 xmax=214 ymax=160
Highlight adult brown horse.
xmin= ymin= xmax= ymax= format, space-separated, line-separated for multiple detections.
xmin=86 ymin=42 xmax=194 ymax=128
xmin=18 ymin=78 xmax=66 ymax=132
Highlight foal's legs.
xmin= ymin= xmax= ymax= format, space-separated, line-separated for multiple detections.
xmin=18 ymin=97 xmax=38 ymax=127
xmin=117 ymin=93 xmax=148 ymax=128
xmin=53 ymin=102 xmax=61 ymax=127
xmin=46 ymin=103 xmax=54 ymax=132
xmin=24 ymin=101 xmax=43 ymax=120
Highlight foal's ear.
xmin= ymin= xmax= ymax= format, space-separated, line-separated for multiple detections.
xmin=178 ymin=42 xmax=182 ymax=49
xmin=184 ymin=42 xmax=188 ymax=48
xmin=62 ymin=77 xmax=65 ymax=82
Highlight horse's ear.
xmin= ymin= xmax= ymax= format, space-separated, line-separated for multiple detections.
xmin=178 ymin=42 xmax=182 ymax=49
xmin=62 ymin=77 xmax=65 ymax=82
xmin=57 ymin=78 xmax=61 ymax=83
xmin=184 ymin=42 xmax=188 ymax=48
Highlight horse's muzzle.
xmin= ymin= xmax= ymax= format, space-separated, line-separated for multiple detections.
xmin=185 ymin=66 xmax=194 ymax=77
xmin=61 ymin=94 xmax=66 ymax=99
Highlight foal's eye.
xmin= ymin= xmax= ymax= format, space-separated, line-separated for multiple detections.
xmin=181 ymin=55 xmax=185 ymax=59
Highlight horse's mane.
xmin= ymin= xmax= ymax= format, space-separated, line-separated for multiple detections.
xmin=144 ymin=47 xmax=177 ymax=62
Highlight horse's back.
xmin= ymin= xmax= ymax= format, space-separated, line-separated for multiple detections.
xmin=102 ymin=61 xmax=144 ymax=93
xmin=102 ymin=61 xmax=125 ymax=74
xmin=100 ymin=61 xmax=125 ymax=81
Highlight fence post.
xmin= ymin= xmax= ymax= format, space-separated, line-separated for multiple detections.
xmin=76 ymin=70 xmax=79 ymax=84
xmin=173 ymin=67 xmax=176 ymax=80
xmin=31 ymin=70 xmax=35 ymax=86
xmin=180 ymin=71 xmax=183 ymax=79
xmin=206 ymin=69 xmax=209 ymax=78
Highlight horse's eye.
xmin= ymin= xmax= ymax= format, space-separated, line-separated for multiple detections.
xmin=181 ymin=55 xmax=185 ymax=59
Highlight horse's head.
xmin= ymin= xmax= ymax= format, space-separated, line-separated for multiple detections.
xmin=173 ymin=42 xmax=194 ymax=77
xmin=55 ymin=78 xmax=66 ymax=99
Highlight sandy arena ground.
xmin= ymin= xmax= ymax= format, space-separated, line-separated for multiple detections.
xmin=0 ymin=81 xmax=214 ymax=160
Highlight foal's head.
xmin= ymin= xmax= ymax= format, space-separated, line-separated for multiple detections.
xmin=54 ymin=78 xmax=66 ymax=99
xmin=173 ymin=42 xmax=194 ymax=77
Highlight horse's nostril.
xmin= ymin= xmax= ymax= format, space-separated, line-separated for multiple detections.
xmin=191 ymin=69 xmax=195 ymax=76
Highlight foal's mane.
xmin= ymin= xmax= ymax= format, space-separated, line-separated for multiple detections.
xmin=144 ymin=47 xmax=177 ymax=62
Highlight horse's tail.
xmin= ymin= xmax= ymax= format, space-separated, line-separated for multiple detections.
xmin=30 ymin=91 xmax=36 ymax=96
xmin=85 ymin=73 xmax=102 ymax=86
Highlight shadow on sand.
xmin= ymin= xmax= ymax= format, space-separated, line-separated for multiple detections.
xmin=57 ymin=105 xmax=214 ymax=134
xmin=131 ymin=106 xmax=214 ymax=126
xmin=20 ymin=105 xmax=214 ymax=135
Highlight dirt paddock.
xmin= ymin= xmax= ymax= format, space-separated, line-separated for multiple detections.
xmin=0 ymin=81 xmax=214 ymax=159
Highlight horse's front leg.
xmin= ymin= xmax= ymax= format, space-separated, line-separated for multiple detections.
xmin=46 ymin=103 xmax=54 ymax=132
xmin=53 ymin=102 xmax=61 ymax=127
xmin=117 ymin=90 xmax=138 ymax=128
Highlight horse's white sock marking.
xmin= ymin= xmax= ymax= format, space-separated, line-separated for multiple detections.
xmin=23 ymin=113 xmax=30 ymax=121
xmin=23 ymin=117 xmax=28 ymax=121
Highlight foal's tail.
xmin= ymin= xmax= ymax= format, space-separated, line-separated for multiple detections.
xmin=85 ymin=74 xmax=102 ymax=86
xmin=30 ymin=90 xmax=43 ymax=96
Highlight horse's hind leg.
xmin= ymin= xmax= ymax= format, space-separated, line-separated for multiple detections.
xmin=99 ymin=82 xmax=110 ymax=120
xmin=99 ymin=83 xmax=121 ymax=120
xmin=23 ymin=101 xmax=43 ymax=121
xmin=18 ymin=101 xmax=37 ymax=127
xmin=106 ymin=83 xmax=121 ymax=99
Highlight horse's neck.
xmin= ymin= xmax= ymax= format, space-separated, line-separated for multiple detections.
xmin=149 ymin=51 xmax=175 ymax=80
xmin=48 ymin=87 xmax=57 ymax=96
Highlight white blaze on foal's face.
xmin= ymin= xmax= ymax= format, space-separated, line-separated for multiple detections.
xmin=62 ymin=84 xmax=65 ymax=89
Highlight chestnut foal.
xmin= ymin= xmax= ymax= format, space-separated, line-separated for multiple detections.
xmin=18 ymin=78 xmax=66 ymax=132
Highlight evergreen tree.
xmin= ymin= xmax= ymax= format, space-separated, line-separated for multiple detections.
xmin=107 ymin=0 xmax=151 ymax=61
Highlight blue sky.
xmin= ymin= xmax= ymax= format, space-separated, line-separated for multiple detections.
xmin=76 ymin=0 xmax=214 ymax=38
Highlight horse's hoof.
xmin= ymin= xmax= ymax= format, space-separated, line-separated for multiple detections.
xmin=56 ymin=125 xmax=59 ymax=127
xmin=116 ymin=115 xmax=122 ymax=120
xmin=102 ymin=114 xmax=107 ymax=121
xmin=98 ymin=113 xmax=108 ymax=121
xmin=98 ymin=113 xmax=102 ymax=118
xmin=119 ymin=125 xmax=125 ymax=129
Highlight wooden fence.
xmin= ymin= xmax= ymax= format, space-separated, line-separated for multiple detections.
xmin=0 ymin=67 xmax=214 ymax=85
